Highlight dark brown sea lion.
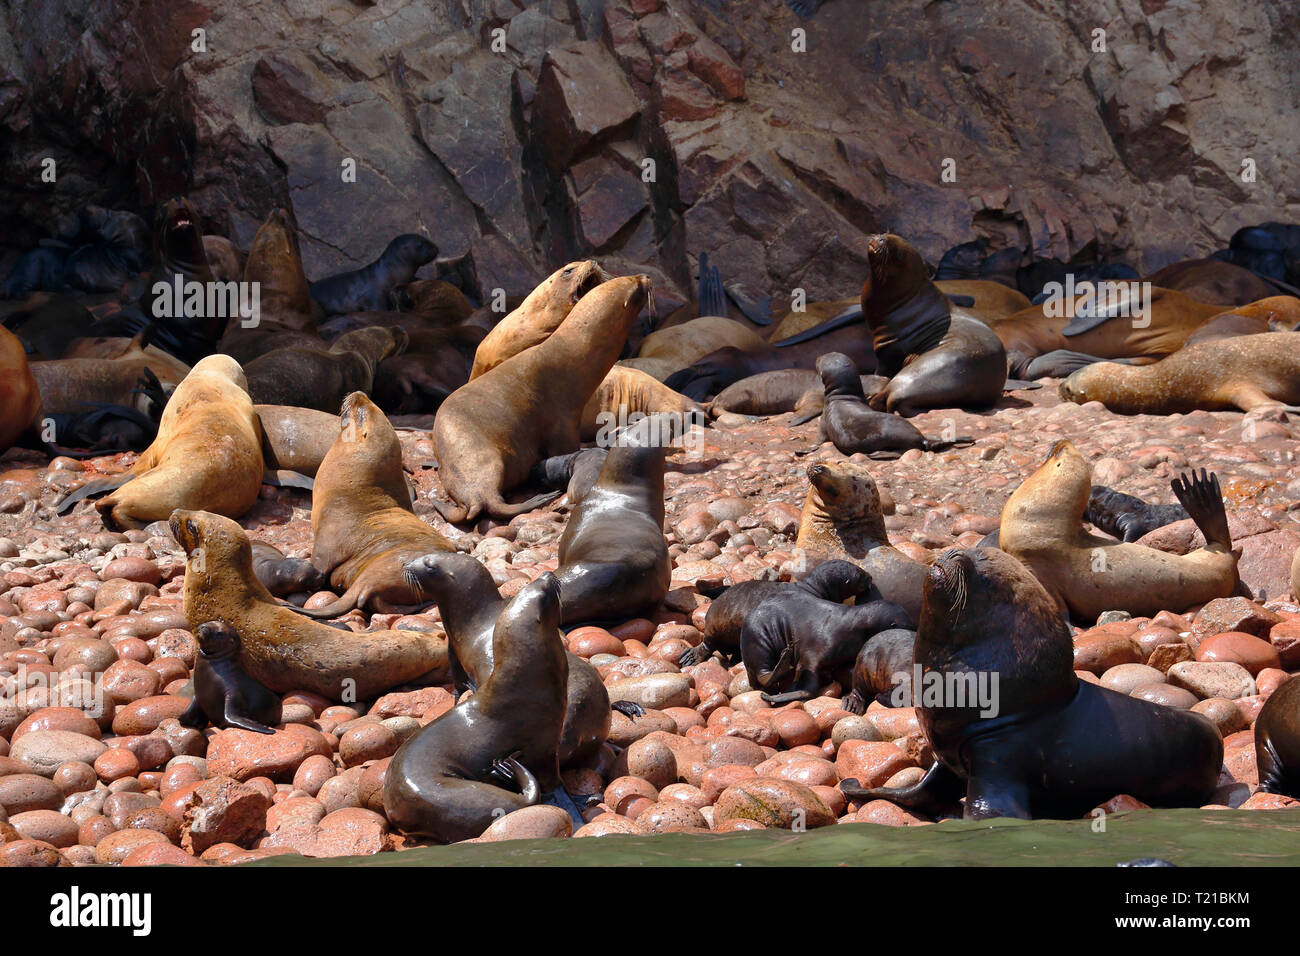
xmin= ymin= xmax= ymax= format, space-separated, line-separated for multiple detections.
xmin=1059 ymin=332 xmax=1300 ymax=414
xmin=202 ymin=236 xmax=244 ymax=284
xmin=30 ymin=334 xmax=191 ymax=417
xmin=394 ymin=279 xmax=475 ymax=326
xmin=839 ymin=547 xmax=1223 ymax=819
xmin=136 ymin=198 xmax=225 ymax=365
xmin=1083 ymin=486 xmax=1188 ymax=543
xmin=999 ymin=441 xmax=1238 ymax=622
xmin=55 ymin=355 xmax=264 ymax=531
xmin=1255 ymin=675 xmax=1300 ymax=798
xmin=554 ymin=414 xmax=672 ymax=626
xmin=841 ymin=628 xmax=917 ymax=714
xmin=250 ymin=542 xmax=327 ymax=598
xmin=309 ymin=234 xmax=438 ymax=316
xmin=295 ymin=393 xmax=454 ymax=618
xmin=382 ymin=573 xmax=581 ymax=842
xmin=371 ymin=352 xmax=465 ymax=415
xmin=403 ymin=552 xmax=636 ymax=767
xmin=1144 ymin=258 xmax=1277 ymax=307
xmin=0 ymin=325 xmax=41 ymax=453
xmin=740 ymin=586 xmax=910 ymax=704
xmin=678 ymin=560 xmax=876 ymax=667
xmin=432 ymin=274 xmax=651 ymax=523
xmin=172 ymin=509 xmax=448 ymax=700
xmin=2 ymin=294 xmax=99 ymax=359
xmin=178 ymin=621 xmax=283 ymax=734
xmin=1181 ymin=296 xmax=1300 ymax=345
xmin=243 ymin=326 xmax=408 ymax=412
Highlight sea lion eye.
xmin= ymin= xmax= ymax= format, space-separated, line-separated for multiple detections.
xmin=186 ymin=520 xmax=197 ymax=538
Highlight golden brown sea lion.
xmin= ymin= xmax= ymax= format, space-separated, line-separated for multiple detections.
xmin=637 ymin=316 xmax=769 ymax=370
xmin=255 ymin=405 xmax=338 ymax=477
xmin=0 ymin=326 xmax=41 ymax=452
xmin=432 ymin=274 xmax=651 ymax=523
xmin=172 ymin=509 xmax=448 ymax=700
xmin=934 ymin=280 xmax=1032 ymax=322
xmin=998 ymin=441 xmax=1238 ymax=622
xmin=579 ymin=366 xmax=704 ymax=440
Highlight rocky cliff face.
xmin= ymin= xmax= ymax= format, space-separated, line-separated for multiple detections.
xmin=1 ymin=0 xmax=1296 ymax=308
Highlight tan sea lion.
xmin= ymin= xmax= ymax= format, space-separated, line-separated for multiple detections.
xmin=637 ymin=316 xmax=769 ymax=370
xmin=202 ymin=236 xmax=244 ymax=284
xmin=579 ymin=366 xmax=705 ymax=441
xmin=296 ymin=393 xmax=454 ymax=618
xmin=432 ymin=274 xmax=651 ymax=523
xmin=172 ymin=509 xmax=448 ymax=700
xmin=998 ymin=441 xmax=1238 ymax=621
xmin=767 ymin=298 xmax=860 ymax=343
xmin=0 ymin=326 xmax=41 ymax=452
xmin=255 ymin=405 xmax=338 ymax=477
xmin=1058 ymin=332 xmax=1300 ymax=414
xmin=469 ymin=261 xmax=609 ymax=379
xmin=394 ymin=279 xmax=475 ymax=326
xmin=934 ymin=280 xmax=1032 ymax=322
xmin=56 ymin=355 xmax=264 ymax=531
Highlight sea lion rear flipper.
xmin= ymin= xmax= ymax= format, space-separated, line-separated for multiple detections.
xmin=281 ymin=581 xmax=364 ymax=619
xmin=430 ymin=498 xmax=470 ymax=523
xmin=486 ymin=489 xmax=562 ymax=520
xmin=772 ymin=305 xmax=864 ymax=347
xmin=1171 ymin=468 xmax=1232 ymax=551
xmin=760 ymin=688 xmax=813 ymax=704
xmin=223 ymin=706 xmax=275 ymax=735
xmin=263 ymin=468 xmax=314 ymax=491
xmin=725 ymin=282 xmax=772 ymax=326
xmin=1023 ymin=349 xmax=1111 ymax=379
xmin=55 ymin=473 xmax=135 ymax=514
xmin=923 ymin=436 xmax=975 ymax=452
xmin=839 ymin=760 xmax=964 ymax=816
xmin=611 ymin=700 xmax=646 ymax=719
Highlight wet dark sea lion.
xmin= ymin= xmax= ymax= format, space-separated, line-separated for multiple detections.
xmin=679 ymin=560 xmax=874 ymax=667
xmin=741 ymin=584 xmax=910 ymax=704
xmin=309 ymin=234 xmax=438 ymax=316
xmin=432 ymin=274 xmax=650 ymax=523
xmin=178 ymin=622 xmax=283 ymax=734
xmin=404 ymin=552 xmax=630 ymax=767
xmin=173 ymin=509 xmax=448 ymax=700
xmin=250 ymin=541 xmax=327 ymax=598
xmin=382 ymin=573 xmax=578 ymax=842
xmin=243 ymin=326 xmax=407 ymax=412
xmin=841 ymin=628 xmax=916 ymax=714
xmin=555 ymin=415 xmax=671 ymax=625
xmin=298 ymin=393 xmax=454 ymax=618
xmin=814 ymin=352 xmax=937 ymax=457
xmin=1084 ymin=485 xmax=1188 ymax=543
xmin=999 ymin=441 xmax=1238 ymax=622
xmin=1255 ymin=676 xmax=1300 ymax=798
xmin=840 ymin=548 xmax=1223 ymax=819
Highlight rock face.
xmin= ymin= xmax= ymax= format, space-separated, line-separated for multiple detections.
xmin=3 ymin=0 xmax=1297 ymax=301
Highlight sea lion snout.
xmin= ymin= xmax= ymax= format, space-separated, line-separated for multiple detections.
xmin=196 ymin=620 xmax=241 ymax=658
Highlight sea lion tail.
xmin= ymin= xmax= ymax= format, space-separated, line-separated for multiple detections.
xmin=485 ymin=490 xmax=562 ymax=520
xmin=1171 ymin=468 xmax=1232 ymax=552
xmin=55 ymin=473 xmax=135 ymax=514
xmin=281 ymin=582 xmax=364 ymax=619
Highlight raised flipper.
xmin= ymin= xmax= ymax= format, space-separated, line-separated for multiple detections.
xmin=725 ymin=281 xmax=772 ymax=326
xmin=1171 ymin=468 xmax=1231 ymax=551
xmin=697 ymin=252 xmax=727 ymax=318
xmin=839 ymin=760 xmax=965 ymax=816
xmin=487 ymin=752 xmax=541 ymax=805
xmin=55 ymin=472 xmax=136 ymax=514
xmin=263 ymin=469 xmax=315 ymax=491
xmin=772 ymin=305 xmax=864 ymax=347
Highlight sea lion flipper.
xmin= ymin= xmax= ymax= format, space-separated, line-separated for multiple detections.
xmin=839 ymin=760 xmax=964 ymax=815
xmin=611 ymin=700 xmax=646 ymax=719
xmin=1001 ymin=378 xmax=1041 ymax=392
xmin=841 ymin=690 xmax=866 ymax=715
xmin=946 ymin=294 xmax=976 ymax=307
xmin=55 ymin=473 xmax=135 ymax=514
xmin=760 ymin=688 xmax=813 ymax=704
xmin=772 ymin=305 xmax=863 ymax=347
xmin=262 ymin=468 xmax=315 ymax=491
xmin=223 ymin=708 xmax=275 ymax=735
xmin=1170 ymin=468 xmax=1231 ymax=551
xmin=177 ymin=696 xmax=207 ymax=730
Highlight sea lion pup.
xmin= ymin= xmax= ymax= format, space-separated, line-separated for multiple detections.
xmin=740 ymin=586 xmax=910 ymax=704
xmin=554 ymin=414 xmax=673 ymax=625
xmin=469 ymin=261 xmax=610 ymax=379
xmin=1255 ymin=676 xmax=1300 ymax=798
xmin=250 ymin=541 xmax=326 ymax=598
xmin=0 ymin=325 xmax=41 ymax=453
xmin=40 ymin=403 xmax=158 ymax=458
xmin=795 ymin=461 xmax=928 ymax=625
xmin=309 ymin=234 xmax=438 ymax=316
xmin=432 ymin=274 xmax=651 ymax=524
xmin=393 ymin=279 xmax=475 ymax=325
xmin=1058 ymin=332 xmax=1300 ymax=415
xmin=841 ymin=628 xmax=917 ymax=715
xmin=243 ymin=326 xmax=408 ymax=412
xmin=403 ymin=552 xmax=640 ymax=766
xmin=178 ymin=621 xmax=283 ymax=734
xmin=839 ymin=548 xmax=1223 ymax=819
xmin=814 ymin=352 xmax=970 ymax=458
xmin=56 ymin=355 xmax=264 ymax=531
xmin=291 ymin=393 xmax=454 ymax=619
xmin=383 ymin=573 xmax=582 ymax=842
xmin=679 ymin=560 xmax=876 ymax=667
xmin=999 ymin=441 xmax=1238 ymax=621
xmin=580 ymin=366 xmax=705 ymax=441
xmin=172 ymin=509 xmax=447 ymax=699
xmin=1083 ymin=485 xmax=1188 ymax=543
xmin=256 ymin=405 xmax=338 ymax=478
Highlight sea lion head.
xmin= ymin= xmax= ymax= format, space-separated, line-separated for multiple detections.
xmin=803 ymin=559 xmax=873 ymax=602
xmin=402 ymin=551 xmax=491 ymax=602
xmin=169 ymin=508 xmax=256 ymax=583
xmin=1012 ymin=439 xmax=1091 ymax=523
xmin=1058 ymin=363 xmax=1117 ymax=406
xmin=245 ymin=208 xmax=311 ymax=310
xmin=196 ymin=620 xmax=242 ymax=660
xmin=862 ymin=234 xmax=929 ymax=312
xmin=815 ymin=351 xmax=864 ymax=397
xmin=331 ymin=392 xmax=407 ymax=498
xmin=508 ymin=570 xmax=563 ymax=630
xmin=190 ymin=353 xmax=249 ymax=391
xmin=558 ymin=261 xmax=612 ymax=304
xmin=385 ymin=234 xmax=438 ymax=269
xmin=808 ymin=461 xmax=883 ymax=520
xmin=157 ymin=198 xmax=205 ymax=268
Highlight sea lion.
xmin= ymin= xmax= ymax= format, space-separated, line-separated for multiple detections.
xmin=0 ymin=326 xmax=41 ymax=453
xmin=740 ymin=586 xmax=911 ymax=704
xmin=382 ymin=573 xmax=578 ymax=842
xmin=1145 ymin=258 xmax=1277 ymax=307
xmin=529 ymin=447 xmax=609 ymax=505
xmin=250 ymin=542 xmax=326 ymax=598
xmin=203 ymin=235 xmax=243 ymax=284
xmin=1 ymin=247 xmax=68 ymax=298
xmin=432 ymin=274 xmax=651 ymax=523
xmin=172 ymin=509 xmax=448 ymax=700
xmin=138 ymin=198 xmax=225 ymax=365
xmin=371 ymin=352 xmax=464 ymax=415
xmin=56 ymin=355 xmax=264 ymax=531
xmin=469 ymin=261 xmax=609 ymax=379
xmin=766 ymin=298 xmax=861 ymax=343
xmin=1084 ymin=486 xmax=1188 ymax=543
xmin=39 ymin=404 xmax=158 ymax=458
xmin=3 ymin=294 xmax=100 ymax=359
xmin=814 ymin=352 xmax=967 ymax=458
xmin=555 ymin=414 xmax=672 ymax=625
xmin=255 ymin=405 xmax=338 ymax=478
xmin=795 ymin=461 xmax=928 ymax=624
xmin=580 ymin=366 xmax=705 ymax=441
xmin=841 ymin=628 xmax=917 ymax=714
xmin=637 ymin=316 xmax=769 ymax=371
xmin=839 ymin=547 xmax=1223 ymax=819
xmin=30 ymin=335 xmax=191 ymax=417
xmin=1059 ymin=332 xmax=1300 ymax=414
xmin=998 ymin=441 xmax=1238 ymax=621
xmin=217 ymin=208 xmax=318 ymax=362
xmin=680 ymin=560 xmax=876 ymax=667
xmin=933 ymin=280 xmax=1031 ymax=321
xmin=178 ymin=621 xmax=283 ymax=734
xmin=708 ymin=368 xmax=889 ymax=422
xmin=309 ymin=234 xmax=438 ymax=316
xmin=403 ymin=552 xmax=634 ymax=766
xmin=393 ymin=279 xmax=476 ymax=326
xmin=295 ymin=393 xmax=454 ymax=618
xmin=243 ymin=326 xmax=408 ymax=412
xmin=1255 ymin=675 xmax=1300 ymax=798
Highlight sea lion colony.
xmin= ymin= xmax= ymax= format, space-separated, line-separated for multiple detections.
xmin=2 ymin=203 xmax=1300 ymax=864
